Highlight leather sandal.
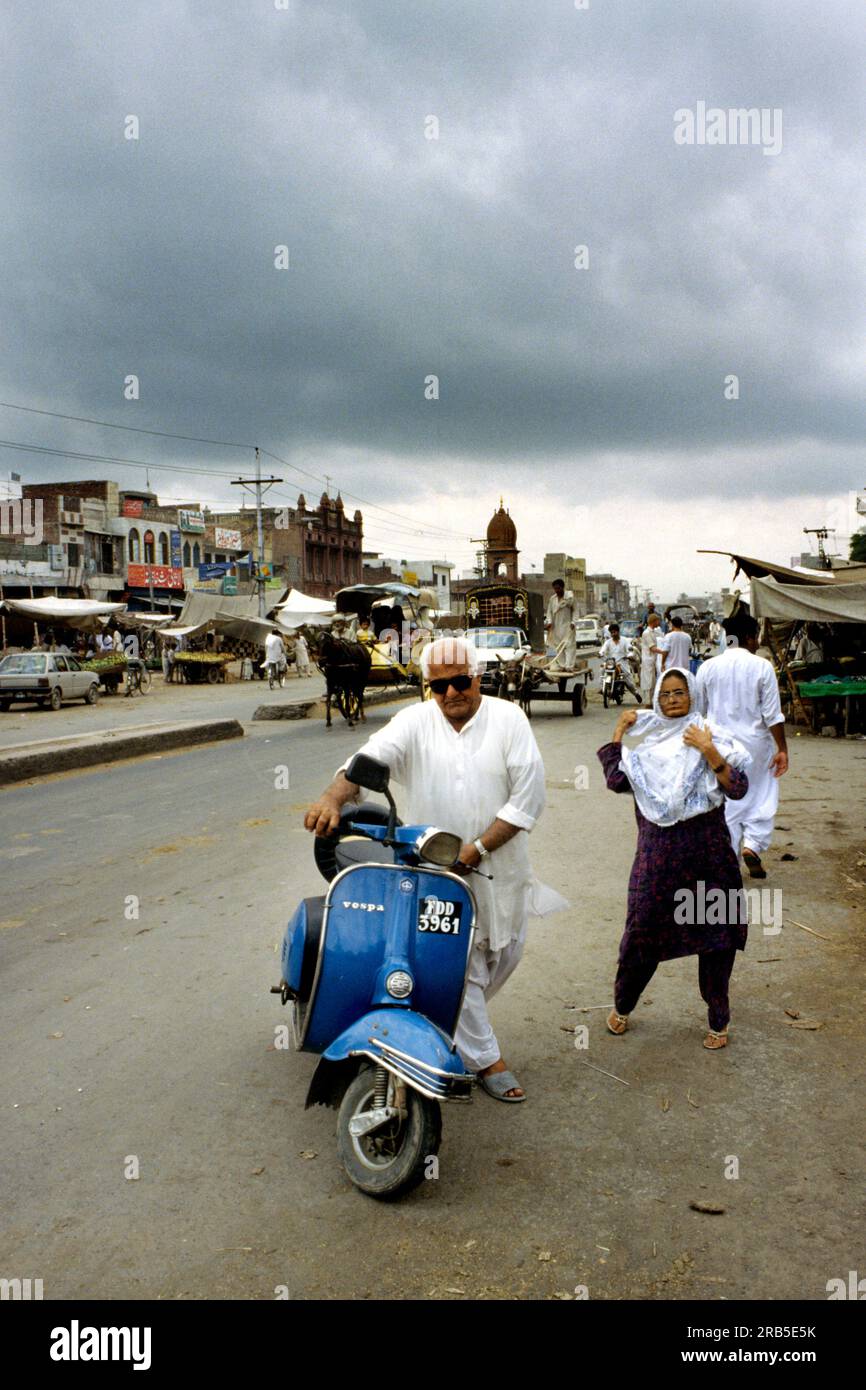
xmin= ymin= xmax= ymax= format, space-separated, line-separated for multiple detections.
xmin=742 ymin=849 xmax=767 ymax=879
xmin=607 ymin=1009 xmax=629 ymax=1035
xmin=703 ymin=1027 xmax=729 ymax=1050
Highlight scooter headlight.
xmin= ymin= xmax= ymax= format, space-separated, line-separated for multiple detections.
xmin=386 ymin=970 xmax=414 ymax=999
xmin=416 ymin=827 xmax=462 ymax=867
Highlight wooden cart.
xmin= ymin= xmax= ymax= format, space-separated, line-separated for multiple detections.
xmin=517 ymin=656 xmax=593 ymax=718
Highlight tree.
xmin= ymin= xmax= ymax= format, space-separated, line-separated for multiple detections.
xmin=850 ymin=529 xmax=866 ymax=563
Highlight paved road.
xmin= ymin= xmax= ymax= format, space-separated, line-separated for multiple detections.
xmin=0 ymin=668 xmax=326 ymax=750
xmin=1 ymin=696 xmax=864 ymax=1300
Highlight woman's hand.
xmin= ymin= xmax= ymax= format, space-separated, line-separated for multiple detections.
xmin=612 ymin=709 xmax=638 ymax=743
xmin=683 ymin=723 xmax=714 ymax=756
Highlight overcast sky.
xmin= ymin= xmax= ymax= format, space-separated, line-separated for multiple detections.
xmin=2 ymin=0 xmax=865 ymax=597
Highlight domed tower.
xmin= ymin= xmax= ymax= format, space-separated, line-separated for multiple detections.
xmin=486 ymin=498 xmax=519 ymax=581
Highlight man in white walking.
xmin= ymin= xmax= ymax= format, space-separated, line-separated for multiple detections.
xmin=640 ymin=612 xmax=664 ymax=704
xmin=696 ymin=616 xmax=788 ymax=878
xmin=304 ymin=636 xmax=547 ymax=1102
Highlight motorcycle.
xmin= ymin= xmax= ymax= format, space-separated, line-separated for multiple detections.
xmin=601 ymin=657 xmax=625 ymax=708
xmin=273 ymin=753 xmax=481 ymax=1200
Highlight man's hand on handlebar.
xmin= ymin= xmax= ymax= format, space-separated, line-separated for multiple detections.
xmin=454 ymin=841 xmax=482 ymax=875
xmin=304 ymin=797 xmax=344 ymax=836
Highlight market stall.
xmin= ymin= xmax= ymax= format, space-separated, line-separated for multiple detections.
xmin=750 ymin=576 xmax=866 ymax=733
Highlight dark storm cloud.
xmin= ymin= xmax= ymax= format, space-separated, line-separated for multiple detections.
xmin=1 ymin=0 xmax=865 ymax=508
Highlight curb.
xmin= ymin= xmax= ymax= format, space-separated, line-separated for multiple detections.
xmin=252 ymin=685 xmax=417 ymax=721
xmin=0 ymin=719 xmax=244 ymax=786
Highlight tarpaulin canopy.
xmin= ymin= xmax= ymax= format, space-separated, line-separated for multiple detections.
xmin=274 ymin=587 xmax=335 ymax=628
xmin=699 ymin=550 xmax=836 ymax=585
xmin=154 ymin=625 xmax=202 ymax=640
xmin=0 ymin=596 xmax=127 ymax=631
xmin=751 ymin=576 xmax=866 ymax=624
xmin=0 ymin=597 xmax=127 ymax=619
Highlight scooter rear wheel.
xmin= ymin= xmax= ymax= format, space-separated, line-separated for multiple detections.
xmin=337 ymin=1067 xmax=441 ymax=1200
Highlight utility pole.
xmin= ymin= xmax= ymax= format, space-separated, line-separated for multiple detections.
xmin=231 ymin=449 xmax=282 ymax=619
xmin=803 ymin=526 xmax=833 ymax=570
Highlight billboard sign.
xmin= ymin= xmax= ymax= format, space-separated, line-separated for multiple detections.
xmin=178 ymin=509 xmax=205 ymax=533
xmin=127 ymin=563 xmax=184 ymax=590
xmin=214 ymin=526 xmax=242 ymax=550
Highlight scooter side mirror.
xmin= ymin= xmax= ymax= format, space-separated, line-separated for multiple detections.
xmin=345 ymin=753 xmax=390 ymax=794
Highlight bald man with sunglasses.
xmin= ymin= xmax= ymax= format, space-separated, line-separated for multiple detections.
xmin=304 ymin=636 xmax=546 ymax=1102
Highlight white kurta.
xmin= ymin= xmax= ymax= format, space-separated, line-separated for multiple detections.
xmin=344 ymin=696 xmax=546 ymax=950
xmin=663 ymin=631 xmax=692 ymax=670
xmin=696 ymin=646 xmax=785 ymax=854
xmin=640 ymin=627 xmax=659 ymax=699
xmin=546 ymin=592 xmax=576 ymax=668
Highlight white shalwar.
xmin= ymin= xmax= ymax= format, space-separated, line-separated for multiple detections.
xmin=343 ymin=696 xmax=547 ymax=1072
xmin=294 ymin=634 xmax=310 ymax=676
xmin=640 ymin=627 xmax=659 ymax=702
xmin=696 ymin=646 xmax=784 ymax=855
xmin=546 ymin=591 xmax=577 ymax=669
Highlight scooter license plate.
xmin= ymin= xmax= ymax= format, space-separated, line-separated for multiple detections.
xmin=418 ymin=896 xmax=463 ymax=936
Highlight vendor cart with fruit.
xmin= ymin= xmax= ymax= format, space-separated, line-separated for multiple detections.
xmin=172 ymin=651 xmax=233 ymax=684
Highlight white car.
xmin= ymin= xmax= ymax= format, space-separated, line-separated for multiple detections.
xmin=572 ymin=618 xmax=600 ymax=647
xmin=0 ymin=652 xmax=100 ymax=711
xmin=464 ymin=627 xmax=531 ymax=692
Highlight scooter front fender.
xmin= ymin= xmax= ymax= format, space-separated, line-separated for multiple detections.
xmin=305 ymin=1009 xmax=475 ymax=1109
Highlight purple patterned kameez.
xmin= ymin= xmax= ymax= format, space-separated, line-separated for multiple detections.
xmin=597 ymin=741 xmax=750 ymax=1030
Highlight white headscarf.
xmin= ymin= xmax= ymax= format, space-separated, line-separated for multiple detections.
xmin=619 ymin=667 xmax=749 ymax=827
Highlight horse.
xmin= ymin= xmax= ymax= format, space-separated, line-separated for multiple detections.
xmin=311 ymin=630 xmax=372 ymax=728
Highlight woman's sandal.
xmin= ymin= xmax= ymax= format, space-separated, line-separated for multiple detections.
xmin=703 ymin=1027 xmax=729 ymax=1050
xmin=607 ymin=1010 xmax=629 ymax=1035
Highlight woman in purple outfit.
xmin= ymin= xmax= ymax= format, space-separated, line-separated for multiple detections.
xmin=597 ymin=667 xmax=750 ymax=1049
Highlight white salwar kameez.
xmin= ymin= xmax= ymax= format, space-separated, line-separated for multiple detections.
xmin=342 ymin=696 xmax=546 ymax=1072
xmin=640 ymin=627 xmax=659 ymax=703
xmin=546 ymin=592 xmax=577 ymax=669
xmin=696 ymin=646 xmax=784 ymax=855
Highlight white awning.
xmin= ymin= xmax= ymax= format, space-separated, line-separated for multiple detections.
xmin=0 ymin=597 xmax=127 ymax=620
xmin=274 ymin=587 xmax=335 ymax=628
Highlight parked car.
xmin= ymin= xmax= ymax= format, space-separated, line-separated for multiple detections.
xmin=0 ymin=652 xmax=100 ymax=711
xmin=572 ymin=618 xmax=601 ymax=647
xmin=464 ymin=626 xmax=531 ymax=692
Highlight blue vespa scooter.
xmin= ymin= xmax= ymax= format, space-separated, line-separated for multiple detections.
xmin=273 ymin=753 xmax=481 ymax=1199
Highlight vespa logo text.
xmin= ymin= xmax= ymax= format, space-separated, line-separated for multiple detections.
xmin=342 ymin=901 xmax=385 ymax=913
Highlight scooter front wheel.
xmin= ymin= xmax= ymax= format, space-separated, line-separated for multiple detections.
xmin=337 ymin=1067 xmax=441 ymax=1200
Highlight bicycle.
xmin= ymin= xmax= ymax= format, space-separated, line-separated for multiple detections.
xmin=124 ymin=659 xmax=151 ymax=697
xmin=267 ymin=660 xmax=286 ymax=690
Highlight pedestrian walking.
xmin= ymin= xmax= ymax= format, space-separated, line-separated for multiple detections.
xmin=304 ymin=635 xmax=551 ymax=1100
xmin=639 ymin=612 xmax=663 ymax=704
xmin=659 ymin=615 xmax=692 ymax=672
xmin=294 ymin=631 xmax=311 ymax=677
xmin=598 ymin=667 xmax=751 ymax=1049
xmin=695 ymin=615 xmax=788 ymax=880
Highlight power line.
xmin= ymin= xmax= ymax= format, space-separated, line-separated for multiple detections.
xmin=0 ymin=436 xmax=472 ymax=558
xmin=0 ymin=401 xmax=254 ymax=452
xmin=0 ymin=399 xmax=473 ymax=544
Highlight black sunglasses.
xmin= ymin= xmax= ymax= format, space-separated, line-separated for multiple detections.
xmin=428 ymin=674 xmax=474 ymax=695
